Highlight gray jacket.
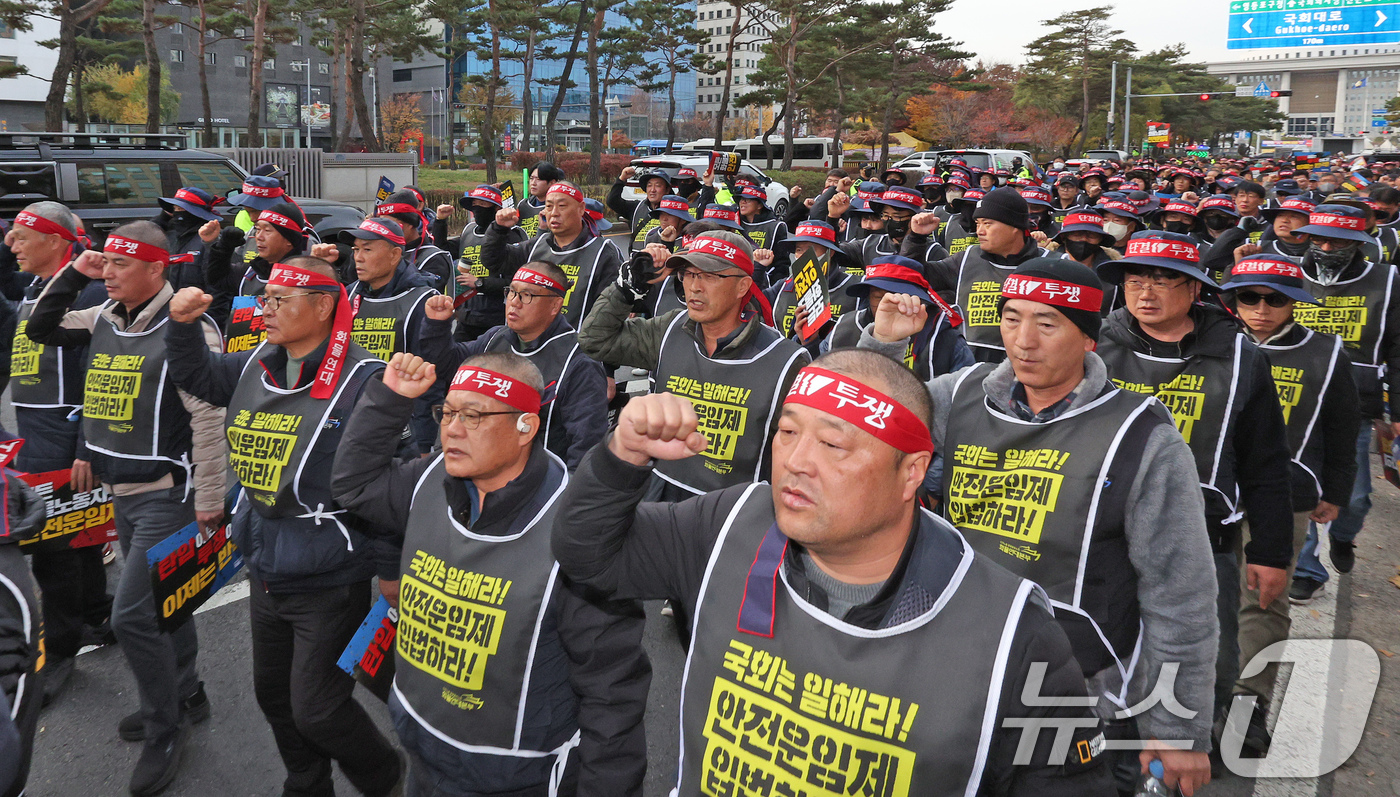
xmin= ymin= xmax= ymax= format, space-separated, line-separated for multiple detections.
xmin=861 ymin=331 xmax=1219 ymax=750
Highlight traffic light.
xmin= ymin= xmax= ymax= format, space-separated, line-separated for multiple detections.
xmin=1200 ymin=93 xmax=1212 ymax=101
xmin=1269 ymin=90 xmax=1293 ymax=98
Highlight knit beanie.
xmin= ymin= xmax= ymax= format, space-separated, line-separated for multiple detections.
xmin=973 ymin=187 xmax=1031 ymax=231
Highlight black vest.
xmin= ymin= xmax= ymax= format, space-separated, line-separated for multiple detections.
xmin=742 ymin=218 xmax=785 ymax=252
xmin=1098 ymin=332 xmax=1250 ymax=525
xmin=225 ymin=269 xmax=269 ymax=354
xmin=395 ymin=452 xmax=578 ymax=765
xmin=10 ymin=299 xmax=79 ymax=409
xmin=629 ymin=201 xmax=659 ymax=251
xmin=524 ymin=234 xmax=615 ymax=326
xmin=942 ymin=363 xmax=1170 ymax=684
xmin=652 ymin=315 xmax=807 ymax=495
xmin=350 ymin=286 xmax=435 ymax=361
xmin=678 ymin=484 xmax=1035 ymax=797
xmin=1293 ymin=259 xmax=1393 ymax=369
xmin=1260 ymin=327 xmax=1346 ymax=510
xmin=650 ymin=276 xmax=687 ymax=319
xmin=226 ymin=342 xmax=383 ymax=521
xmin=941 ymin=215 xmax=977 ymax=256
xmin=83 ymin=305 xmax=212 ymax=485
xmin=519 ymin=199 xmax=543 ymax=238
xmin=482 ymin=326 xmax=588 ymax=464
xmin=954 ymin=247 xmax=1016 ymax=357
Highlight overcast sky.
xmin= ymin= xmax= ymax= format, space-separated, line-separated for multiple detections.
xmin=936 ymin=1 xmax=1241 ymax=67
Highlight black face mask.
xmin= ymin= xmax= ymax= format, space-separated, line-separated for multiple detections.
xmin=1203 ymin=214 xmax=1235 ymax=231
xmin=884 ymin=218 xmax=910 ymax=239
xmin=850 ymin=222 xmax=872 ymax=240
xmin=1163 ymin=220 xmax=1194 ymax=235
xmin=959 ymin=206 xmax=976 ymax=227
xmin=473 ymin=207 xmax=496 ymax=229
xmin=1064 ymin=239 xmax=1099 ymax=262
xmin=172 ymin=210 xmax=201 ymax=230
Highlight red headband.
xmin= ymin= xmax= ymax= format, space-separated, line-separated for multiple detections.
xmin=1001 ymin=274 xmax=1103 ymax=313
xmin=1163 ymin=201 xmax=1198 ymax=216
xmin=173 ymin=188 xmax=219 ymax=208
xmin=1063 ymin=212 xmax=1106 ymax=228
xmin=1099 ymin=200 xmax=1137 ymax=216
xmin=684 ymin=235 xmax=753 ymax=275
xmin=678 ymin=168 xmax=699 ymax=179
xmin=449 ymin=365 xmax=541 ymax=414
xmin=357 ymin=219 xmax=407 ymax=245
xmin=267 ymin=265 xmax=352 ymax=400
xmin=1234 ymin=258 xmax=1303 ymax=279
xmin=513 ymin=267 xmax=567 ymax=295
xmin=1125 ymin=237 xmax=1201 ymax=263
xmin=1276 ymin=198 xmax=1316 ymax=214
xmin=259 ymin=210 xmax=300 ymax=231
xmin=240 ymin=182 xmax=284 ymax=198
xmin=103 ymin=235 xmax=169 ymax=265
xmin=864 ymin=263 xmax=932 ymax=294
xmin=793 ymin=222 xmax=837 ymax=244
xmin=785 ymin=366 xmax=933 ymax=455
xmin=376 ymin=203 xmax=419 ymax=217
xmin=1308 ymin=211 xmax=1366 ymax=231
xmin=704 ymin=206 xmax=741 ymax=224
xmin=856 ymin=187 xmax=883 ymax=200
xmin=14 ymin=211 xmax=77 ymax=241
xmin=547 ymin=184 xmax=584 ymax=203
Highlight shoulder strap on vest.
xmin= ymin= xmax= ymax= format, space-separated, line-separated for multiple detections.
xmin=1094 ymin=396 xmax=1171 ymax=537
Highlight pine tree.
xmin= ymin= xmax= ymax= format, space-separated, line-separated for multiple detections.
xmin=1018 ymin=6 xmax=1135 ymax=155
xmin=629 ymin=0 xmax=709 ymax=151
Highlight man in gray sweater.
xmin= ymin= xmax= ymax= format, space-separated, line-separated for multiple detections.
xmin=861 ymin=257 xmax=1219 ymax=797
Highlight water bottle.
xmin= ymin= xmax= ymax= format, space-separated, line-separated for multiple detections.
xmin=1136 ymin=759 xmax=1172 ymax=796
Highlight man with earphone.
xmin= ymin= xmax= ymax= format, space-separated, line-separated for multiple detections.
xmin=163 ymin=257 xmax=407 ymax=797
xmin=330 ymin=350 xmax=650 ymax=797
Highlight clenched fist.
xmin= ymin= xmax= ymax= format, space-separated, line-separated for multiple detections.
xmin=71 ymin=249 xmax=106 ymax=280
xmin=383 ymin=353 xmax=437 ymax=399
xmin=910 ymin=212 xmax=940 ymax=236
xmin=199 ymin=219 xmax=222 ymax=243
xmin=872 ymin=291 xmax=928 ymax=344
xmin=310 ymin=243 xmax=340 ymax=263
xmin=608 ymin=392 xmax=708 ymax=466
xmin=436 ymin=204 xmax=455 ymax=220
xmin=495 ymin=208 xmax=519 ymax=228
xmin=753 ymin=248 xmax=776 ymax=268
xmin=169 ymin=287 xmax=214 ymax=323
xmin=424 ymin=293 xmax=455 ymax=321
xmin=827 ymin=192 xmax=852 ymax=217
xmin=620 ymin=166 xmax=637 ymax=181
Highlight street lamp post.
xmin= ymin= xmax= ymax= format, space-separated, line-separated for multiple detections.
xmin=292 ymin=59 xmax=312 ymax=147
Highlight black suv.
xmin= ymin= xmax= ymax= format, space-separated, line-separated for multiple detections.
xmin=0 ymin=132 xmax=363 ymax=244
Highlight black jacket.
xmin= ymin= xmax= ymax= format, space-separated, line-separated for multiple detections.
xmin=552 ymin=443 xmax=1116 ymax=797
xmin=1101 ymin=305 xmax=1295 ymax=567
xmin=164 ymin=322 xmax=401 ymax=592
xmin=330 ymin=381 xmax=651 ymax=797
xmin=913 ymin=234 xmax=1046 ymax=301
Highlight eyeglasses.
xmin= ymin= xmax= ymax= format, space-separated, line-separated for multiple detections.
xmin=677 ymin=269 xmax=746 ymax=285
xmin=431 ymin=406 xmax=521 ymax=429
xmin=254 ymin=292 xmax=320 ymax=311
xmin=879 ymin=214 xmax=912 ymax=222
xmin=506 ymin=288 xmax=557 ymax=304
xmin=1235 ymin=290 xmax=1292 ymax=307
xmin=1123 ymin=275 xmax=1189 ymax=293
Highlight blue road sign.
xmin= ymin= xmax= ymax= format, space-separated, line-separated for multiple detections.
xmin=1375 ymin=119 xmax=1388 ymax=127
xmin=1254 ymin=81 xmax=1273 ymax=97
xmin=1228 ymin=0 xmax=1400 ymax=50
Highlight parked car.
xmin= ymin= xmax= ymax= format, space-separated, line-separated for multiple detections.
xmin=0 ymin=132 xmax=364 ymax=244
xmin=1082 ymin=149 xmax=1129 ymax=163
xmin=892 ymin=151 xmax=942 ymax=170
xmin=932 ymin=148 xmax=1037 ymax=174
xmin=621 ymin=153 xmax=791 ymax=220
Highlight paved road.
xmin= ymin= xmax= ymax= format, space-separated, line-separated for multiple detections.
xmin=15 ymin=392 xmax=1400 ymax=797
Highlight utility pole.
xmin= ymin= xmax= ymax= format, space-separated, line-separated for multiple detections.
xmin=292 ymin=59 xmax=313 ymax=148
xmin=1122 ymin=67 xmax=1132 ymax=155
xmin=1108 ymin=62 xmax=1117 ymax=150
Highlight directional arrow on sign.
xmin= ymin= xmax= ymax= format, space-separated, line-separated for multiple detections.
xmin=1379 ymin=10 xmax=1388 ymax=26
xmin=1243 ymin=17 xmax=1254 ymax=33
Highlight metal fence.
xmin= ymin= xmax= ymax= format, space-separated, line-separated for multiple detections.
xmin=206 ymin=148 xmax=324 ymax=197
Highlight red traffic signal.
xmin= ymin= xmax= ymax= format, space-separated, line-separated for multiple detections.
xmin=1200 ymin=93 xmax=1212 ymax=101
xmin=1269 ymin=90 xmax=1292 ymax=98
